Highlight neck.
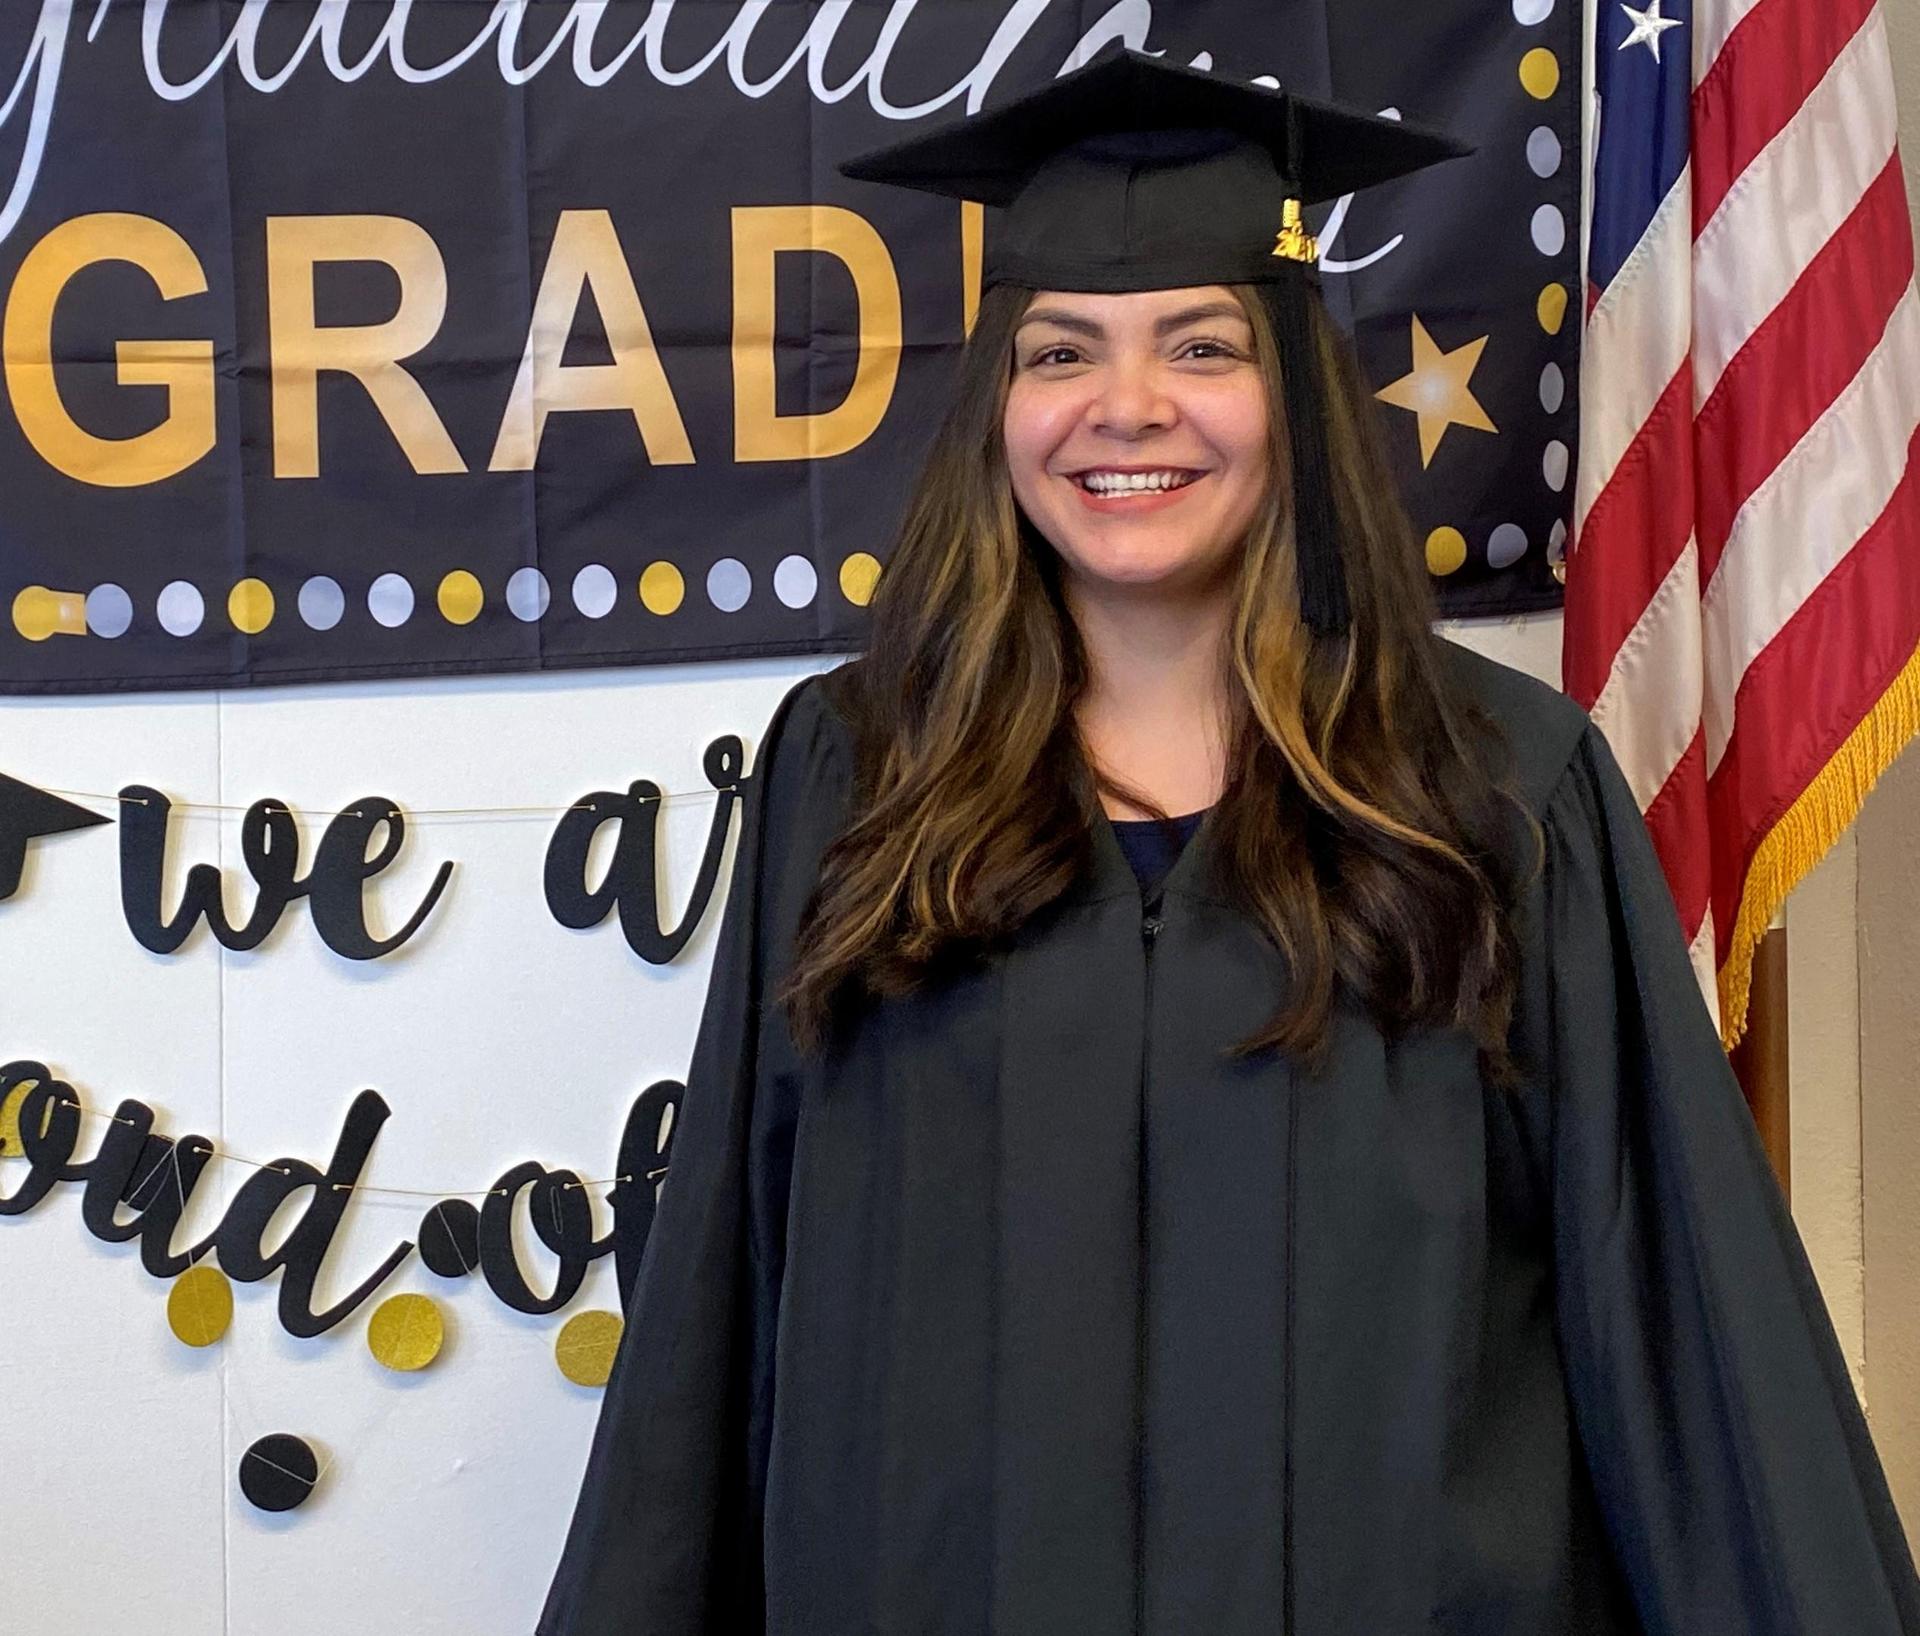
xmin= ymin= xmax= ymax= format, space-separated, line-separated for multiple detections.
xmin=1066 ymin=573 xmax=1234 ymax=819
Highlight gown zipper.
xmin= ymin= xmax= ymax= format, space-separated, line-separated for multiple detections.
xmin=1135 ymin=900 xmax=1162 ymax=1634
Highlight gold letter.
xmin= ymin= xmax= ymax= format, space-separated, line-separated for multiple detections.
xmin=961 ymin=200 xmax=984 ymax=338
xmin=732 ymin=205 xmax=900 ymax=462
xmin=489 ymin=209 xmax=692 ymax=471
xmin=267 ymin=215 xmax=465 ymax=478
xmin=2 ymin=214 xmax=215 ymax=488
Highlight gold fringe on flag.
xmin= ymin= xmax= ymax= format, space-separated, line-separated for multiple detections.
xmin=1717 ymin=635 xmax=1920 ymax=1051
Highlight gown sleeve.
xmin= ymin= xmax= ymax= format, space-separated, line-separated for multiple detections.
xmin=536 ymin=671 xmax=849 ymax=1636
xmin=1539 ymin=717 xmax=1920 ymax=1633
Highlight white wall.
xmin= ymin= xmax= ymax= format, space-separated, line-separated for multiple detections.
xmin=0 ymin=617 xmax=1568 ymax=1633
xmin=0 ymin=659 xmax=833 ymax=1634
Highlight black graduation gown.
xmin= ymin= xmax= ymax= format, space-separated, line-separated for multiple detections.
xmin=537 ymin=637 xmax=1920 ymax=1635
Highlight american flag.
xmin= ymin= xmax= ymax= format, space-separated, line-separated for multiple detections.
xmin=1564 ymin=0 xmax=1920 ymax=1046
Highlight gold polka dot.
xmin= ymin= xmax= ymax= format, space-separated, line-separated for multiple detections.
xmin=12 ymin=586 xmax=73 ymax=642
xmin=367 ymin=1292 xmax=445 ymax=1372
xmin=555 ymin=1310 xmax=624 ymax=1388
xmin=227 ymin=578 xmax=274 ymax=635
xmin=1536 ymin=283 xmax=1569 ymax=336
xmin=1519 ymin=48 xmax=1561 ymax=100
xmin=168 ymin=1264 xmax=234 ymax=1348
xmin=838 ymin=552 xmax=882 ymax=608
xmin=639 ymin=561 xmax=684 ymax=616
xmin=1425 ymin=527 xmax=1469 ymax=576
xmin=437 ymin=570 xmax=484 ymax=626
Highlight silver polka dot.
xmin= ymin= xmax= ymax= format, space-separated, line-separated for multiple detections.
xmin=506 ymin=566 xmax=550 ymax=622
xmin=1512 ymin=0 xmax=1554 ymax=22
xmin=86 ymin=584 xmax=132 ymax=639
xmin=156 ymin=580 xmax=203 ymax=637
xmin=368 ymin=572 xmax=414 ymax=629
xmin=1526 ymin=126 xmax=1562 ymax=179
xmin=1487 ymin=524 xmax=1530 ymax=570
xmin=773 ymin=555 xmax=817 ymax=610
xmin=707 ymin=558 xmax=751 ymax=613
xmin=1543 ymin=441 xmax=1571 ymax=492
xmin=572 ymin=564 xmax=617 ymax=620
xmin=1531 ymin=204 xmax=1566 ymax=257
xmin=1539 ymin=362 xmax=1566 ymax=414
xmin=299 ymin=576 xmax=345 ymax=631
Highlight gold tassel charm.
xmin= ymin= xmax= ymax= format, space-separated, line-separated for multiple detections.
xmin=1272 ymin=198 xmax=1319 ymax=264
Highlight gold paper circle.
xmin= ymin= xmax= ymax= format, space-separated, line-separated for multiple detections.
xmin=227 ymin=578 xmax=275 ymax=635
xmin=1536 ymin=282 xmax=1569 ymax=337
xmin=555 ymin=1310 xmax=624 ymax=1388
xmin=838 ymin=552 xmax=882 ymax=608
xmin=0 ymin=1078 xmax=32 ymax=1157
xmin=168 ymin=1264 xmax=235 ymax=1348
xmin=437 ymin=570 xmax=484 ymax=625
xmin=367 ymin=1292 xmax=445 ymax=1372
xmin=1518 ymin=47 xmax=1560 ymax=100
xmin=639 ymin=561 xmax=684 ymax=616
xmin=1424 ymin=527 xmax=1469 ymax=577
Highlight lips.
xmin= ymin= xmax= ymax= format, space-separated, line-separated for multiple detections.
xmin=1071 ymin=468 xmax=1205 ymax=495
xmin=1064 ymin=468 xmax=1208 ymax=514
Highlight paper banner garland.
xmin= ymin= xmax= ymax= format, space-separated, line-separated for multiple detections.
xmin=367 ymin=1293 xmax=446 ymax=1373
xmin=120 ymin=786 xmax=456 ymax=959
xmin=167 ymin=1264 xmax=234 ymax=1348
xmin=0 ymin=772 xmax=111 ymax=900
xmin=239 ymin=1434 xmax=322 ymax=1514
xmin=0 ymin=732 xmax=752 ymax=964
xmin=0 ymin=1060 xmax=680 ymax=1341
xmin=543 ymin=735 xmax=744 ymax=962
xmin=554 ymin=1311 xmax=625 ymax=1390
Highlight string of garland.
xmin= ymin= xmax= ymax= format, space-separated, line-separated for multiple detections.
xmin=0 ymin=1094 xmax=667 ymax=1194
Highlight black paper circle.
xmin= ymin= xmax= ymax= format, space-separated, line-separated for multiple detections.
xmin=238 ymin=1434 xmax=320 ymax=1513
xmin=418 ymin=1198 xmax=480 ymax=1278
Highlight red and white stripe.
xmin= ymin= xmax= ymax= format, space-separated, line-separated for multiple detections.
xmin=1566 ymin=0 xmax=1920 ymax=1032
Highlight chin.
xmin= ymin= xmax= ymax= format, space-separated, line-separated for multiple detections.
xmin=1052 ymin=528 xmax=1230 ymax=586
xmin=1067 ymin=551 xmax=1216 ymax=593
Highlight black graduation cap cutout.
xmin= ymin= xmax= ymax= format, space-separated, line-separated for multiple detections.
xmin=0 ymin=773 xmax=111 ymax=900
xmin=840 ymin=45 xmax=1476 ymax=637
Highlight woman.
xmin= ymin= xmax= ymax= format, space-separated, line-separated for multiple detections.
xmin=538 ymin=48 xmax=1920 ymax=1635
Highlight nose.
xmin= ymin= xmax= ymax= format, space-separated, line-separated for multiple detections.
xmin=1086 ymin=354 xmax=1175 ymax=437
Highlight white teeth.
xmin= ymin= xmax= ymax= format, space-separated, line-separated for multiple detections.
xmin=1078 ymin=470 xmax=1195 ymax=494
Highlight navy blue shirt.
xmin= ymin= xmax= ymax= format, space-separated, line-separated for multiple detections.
xmin=1108 ymin=808 xmax=1210 ymax=897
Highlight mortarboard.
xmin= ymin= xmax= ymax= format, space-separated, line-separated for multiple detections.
xmin=839 ymin=46 xmax=1475 ymax=637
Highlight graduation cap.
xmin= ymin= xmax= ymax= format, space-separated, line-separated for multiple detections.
xmin=840 ymin=46 xmax=1475 ymax=636
xmin=0 ymin=772 xmax=111 ymax=900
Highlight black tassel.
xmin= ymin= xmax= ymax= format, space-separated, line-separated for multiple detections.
xmin=1271 ymin=263 xmax=1349 ymax=638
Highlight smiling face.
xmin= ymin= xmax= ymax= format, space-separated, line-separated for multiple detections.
xmin=1003 ymin=285 xmax=1272 ymax=600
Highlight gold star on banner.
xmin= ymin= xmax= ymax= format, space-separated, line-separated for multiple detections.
xmin=1374 ymin=315 xmax=1498 ymax=469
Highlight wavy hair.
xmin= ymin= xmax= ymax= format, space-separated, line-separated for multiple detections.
xmin=778 ymin=278 xmax=1541 ymax=1084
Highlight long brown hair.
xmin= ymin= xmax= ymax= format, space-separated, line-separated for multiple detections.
xmin=779 ymin=278 xmax=1541 ymax=1084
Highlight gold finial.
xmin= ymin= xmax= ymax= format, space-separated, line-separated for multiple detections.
xmin=1272 ymin=198 xmax=1319 ymax=265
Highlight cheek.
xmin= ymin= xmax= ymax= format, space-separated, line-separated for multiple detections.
xmin=1002 ymin=384 xmax=1079 ymax=490
xmin=1200 ymin=387 xmax=1271 ymax=470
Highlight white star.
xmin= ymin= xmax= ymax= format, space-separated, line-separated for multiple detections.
xmin=1618 ymin=0 xmax=1684 ymax=63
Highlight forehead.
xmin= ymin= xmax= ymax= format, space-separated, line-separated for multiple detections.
xmin=1014 ymin=286 xmax=1251 ymax=330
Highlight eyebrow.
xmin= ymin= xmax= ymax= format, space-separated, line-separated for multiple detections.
xmin=1014 ymin=300 xmax=1250 ymax=339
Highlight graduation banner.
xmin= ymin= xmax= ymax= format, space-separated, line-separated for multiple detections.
xmin=0 ymin=0 xmax=1579 ymax=695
